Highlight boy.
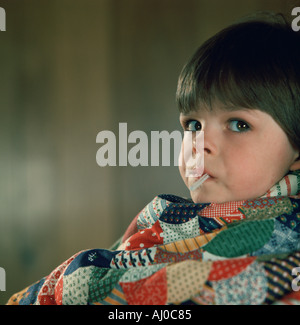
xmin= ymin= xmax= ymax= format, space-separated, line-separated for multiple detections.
xmin=8 ymin=13 xmax=300 ymax=305
xmin=178 ymin=12 xmax=300 ymax=204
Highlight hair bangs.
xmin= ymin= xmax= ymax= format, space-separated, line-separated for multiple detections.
xmin=176 ymin=17 xmax=300 ymax=115
xmin=176 ymin=15 xmax=300 ymax=148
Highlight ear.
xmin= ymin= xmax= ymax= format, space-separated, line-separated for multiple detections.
xmin=290 ymin=153 xmax=300 ymax=171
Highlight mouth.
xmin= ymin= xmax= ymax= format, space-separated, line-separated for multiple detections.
xmin=189 ymin=173 xmax=211 ymax=191
xmin=194 ymin=169 xmax=213 ymax=180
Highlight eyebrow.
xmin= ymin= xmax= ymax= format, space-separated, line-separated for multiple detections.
xmin=224 ymin=107 xmax=261 ymax=119
xmin=180 ymin=107 xmax=261 ymax=118
xmin=221 ymin=105 xmax=257 ymax=113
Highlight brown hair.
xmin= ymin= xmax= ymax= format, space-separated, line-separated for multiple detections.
xmin=176 ymin=13 xmax=300 ymax=149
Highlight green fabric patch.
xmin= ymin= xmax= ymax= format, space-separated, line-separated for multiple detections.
xmin=239 ymin=197 xmax=293 ymax=221
xmin=88 ymin=267 xmax=127 ymax=303
xmin=204 ymin=219 xmax=274 ymax=258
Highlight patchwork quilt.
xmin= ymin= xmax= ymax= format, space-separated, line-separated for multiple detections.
xmin=7 ymin=172 xmax=300 ymax=305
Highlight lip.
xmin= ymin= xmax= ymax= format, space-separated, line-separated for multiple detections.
xmin=194 ymin=169 xmax=213 ymax=180
xmin=189 ymin=172 xmax=212 ymax=191
xmin=203 ymin=169 xmax=211 ymax=176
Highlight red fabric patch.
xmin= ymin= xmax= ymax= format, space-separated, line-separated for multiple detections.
xmin=126 ymin=220 xmax=164 ymax=250
xmin=279 ymin=290 xmax=300 ymax=305
xmin=36 ymin=253 xmax=80 ymax=305
xmin=154 ymin=247 xmax=202 ymax=264
xmin=208 ymin=257 xmax=255 ymax=281
xmin=55 ymin=275 xmax=64 ymax=305
xmin=200 ymin=201 xmax=245 ymax=225
xmin=120 ymin=268 xmax=167 ymax=305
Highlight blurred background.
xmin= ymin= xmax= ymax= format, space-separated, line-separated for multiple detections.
xmin=0 ymin=0 xmax=298 ymax=304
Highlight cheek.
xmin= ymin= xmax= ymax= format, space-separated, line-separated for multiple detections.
xmin=178 ymin=163 xmax=186 ymax=183
xmin=223 ymin=146 xmax=268 ymax=192
xmin=223 ymin=145 xmax=254 ymax=176
xmin=178 ymin=145 xmax=189 ymax=186
xmin=224 ymin=147 xmax=284 ymax=198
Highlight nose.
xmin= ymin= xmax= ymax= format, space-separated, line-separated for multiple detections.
xmin=204 ymin=146 xmax=212 ymax=154
xmin=181 ymin=131 xmax=204 ymax=177
xmin=201 ymin=124 xmax=218 ymax=156
xmin=193 ymin=138 xmax=213 ymax=155
xmin=191 ymin=137 xmax=211 ymax=155
xmin=191 ymin=131 xmax=204 ymax=158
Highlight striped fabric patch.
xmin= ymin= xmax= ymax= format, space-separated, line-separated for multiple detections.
xmin=263 ymin=252 xmax=300 ymax=304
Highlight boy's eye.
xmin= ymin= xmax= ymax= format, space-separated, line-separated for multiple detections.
xmin=185 ymin=120 xmax=202 ymax=131
xmin=228 ymin=120 xmax=250 ymax=132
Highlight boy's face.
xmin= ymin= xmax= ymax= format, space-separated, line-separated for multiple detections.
xmin=179 ymin=104 xmax=300 ymax=203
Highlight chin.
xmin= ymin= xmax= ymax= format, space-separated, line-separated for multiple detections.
xmin=190 ymin=191 xmax=232 ymax=204
xmin=190 ymin=192 xmax=211 ymax=204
